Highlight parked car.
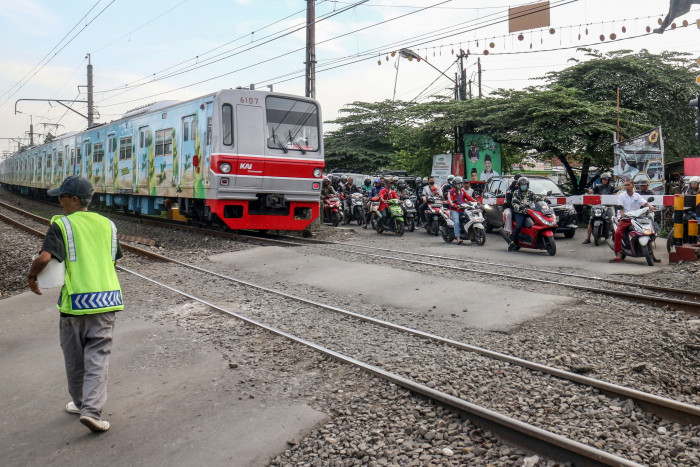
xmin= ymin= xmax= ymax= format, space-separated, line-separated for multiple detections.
xmin=481 ymin=175 xmax=578 ymax=237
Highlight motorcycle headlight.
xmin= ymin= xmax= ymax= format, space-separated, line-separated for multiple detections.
xmin=593 ymin=209 xmax=603 ymax=216
xmin=404 ymin=200 xmax=414 ymax=208
xmin=567 ymin=205 xmax=576 ymax=214
xmin=643 ymin=229 xmax=652 ymax=235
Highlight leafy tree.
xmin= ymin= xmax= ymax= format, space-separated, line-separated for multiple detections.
xmin=44 ymin=133 xmax=55 ymax=144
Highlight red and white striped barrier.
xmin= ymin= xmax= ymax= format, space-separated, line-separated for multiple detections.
xmin=481 ymin=194 xmax=677 ymax=207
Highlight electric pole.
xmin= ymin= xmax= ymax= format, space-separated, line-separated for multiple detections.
xmin=87 ymin=54 xmax=94 ymax=127
xmin=305 ymin=0 xmax=316 ymax=98
xmin=478 ymin=58 xmax=482 ymax=98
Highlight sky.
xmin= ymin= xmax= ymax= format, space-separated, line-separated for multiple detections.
xmin=1 ymin=0 xmax=699 ymax=156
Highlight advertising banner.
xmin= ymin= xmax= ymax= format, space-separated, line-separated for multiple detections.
xmin=464 ymin=134 xmax=502 ymax=183
xmin=431 ymin=153 xmax=452 ymax=187
xmin=613 ymin=127 xmax=665 ymax=194
xmin=451 ymin=153 xmax=464 ymax=179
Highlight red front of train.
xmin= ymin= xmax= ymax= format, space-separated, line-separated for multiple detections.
xmin=207 ymin=90 xmax=324 ymax=231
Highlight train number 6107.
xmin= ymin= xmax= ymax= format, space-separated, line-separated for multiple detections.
xmin=240 ymin=97 xmax=259 ymax=104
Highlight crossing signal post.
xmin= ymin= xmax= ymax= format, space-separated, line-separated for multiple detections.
xmin=691 ymin=95 xmax=700 ymax=142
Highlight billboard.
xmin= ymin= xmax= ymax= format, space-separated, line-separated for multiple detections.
xmin=431 ymin=153 xmax=452 ymax=187
xmin=613 ymin=127 xmax=665 ymax=194
xmin=464 ymin=134 xmax=502 ymax=183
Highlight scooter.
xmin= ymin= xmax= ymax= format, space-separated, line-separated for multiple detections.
xmin=424 ymin=196 xmax=450 ymax=236
xmin=401 ymin=195 xmax=418 ymax=232
xmin=323 ymin=195 xmax=343 ymax=227
xmin=590 ymin=205 xmax=613 ymax=246
xmin=607 ymin=205 xmax=657 ymax=266
xmin=376 ymin=198 xmax=405 ymax=236
xmin=499 ymin=200 xmax=557 ymax=255
xmin=343 ymin=192 xmax=366 ymax=226
xmin=441 ymin=202 xmax=486 ymax=245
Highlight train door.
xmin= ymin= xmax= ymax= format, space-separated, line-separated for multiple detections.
xmin=92 ymin=141 xmax=104 ymax=189
xmin=45 ymin=150 xmax=52 ymax=186
xmin=235 ymin=104 xmax=264 ymax=187
xmin=204 ymin=102 xmax=213 ymax=184
xmin=82 ymin=139 xmax=90 ymax=183
xmin=55 ymin=150 xmax=63 ymax=185
xmin=68 ymin=145 xmax=75 ymax=176
xmin=137 ymin=126 xmax=150 ymax=192
xmin=107 ymin=133 xmax=117 ymax=190
xmin=180 ymin=116 xmax=195 ymax=186
xmin=118 ymin=136 xmax=133 ymax=189
xmin=75 ymin=144 xmax=82 ymax=177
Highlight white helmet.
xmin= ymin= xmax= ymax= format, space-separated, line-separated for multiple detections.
xmin=447 ymin=174 xmax=455 ymax=182
xmin=690 ymin=176 xmax=700 ymax=185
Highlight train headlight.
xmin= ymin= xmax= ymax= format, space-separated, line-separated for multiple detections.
xmin=220 ymin=162 xmax=232 ymax=174
xmin=313 ymin=168 xmax=322 ymax=178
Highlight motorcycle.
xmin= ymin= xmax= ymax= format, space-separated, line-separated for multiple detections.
xmin=499 ymin=200 xmax=557 ymax=256
xmin=343 ymin=192 xmax=366 ymax=226
xmin=607 ymin=205 xmax=657 ymax=266
xmin=423 ymin=196 xmax=450 ymax=236
xmin=441 ymin=201 xmax=486 ymax=245
xmin=401 ymin=195 xmax=418 ymax=232
xmin=368 ymin=196 xmax=381 ymax=230
xmin=590 ymin=205 xmax=613 ymax=246
xmin=323 ymin=195 xmax=343 ymax=227
xmin=376 ymin=198 xmax=405 ymax=236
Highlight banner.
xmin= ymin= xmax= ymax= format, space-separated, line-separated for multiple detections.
xmin=451 ymin=153 xmax=464 ymax=179
xmin=431 ymin=153 xmax=452 ymax=187
xmin=613 ymin=127 xmax=665 ymax=194
xmin=464 ymin=134 xmax=502 ymax=183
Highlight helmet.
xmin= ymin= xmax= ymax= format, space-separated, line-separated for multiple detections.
xmin=340 ymin=175 xmax=348 ymax=182
xmin=374 ymin=178 xmax=381 ymax=184
xmin=689 ymin=176 xmax=700 ymax=185
xmin=332 ymin=175 xmax=340 ymax=183
xmin=398 ymin=180 xmax=406 ymax=190
xmin=453 ymin=176 xmax=463 ymax=186
xmin=323 ymin=176 xmax=331 ymax=184
xmin=364 ymin=177 xmax=371 ymax=186
xmin=385 ymin=177 xmax=394 ymax=185
xmin=415 ymin=177 xmax=422 ymax=184
xmin=513 ymin=174 xmax=521 ymax=181
xmin=447 ymin=174 xmax=455 ymax=182
xmin=601 ymin=172 xmax=612 ymax=180
xmin=423 ymin=177 xmax=429 ymax=184
xmin=518 ymin=177 xmax=530 ymax=188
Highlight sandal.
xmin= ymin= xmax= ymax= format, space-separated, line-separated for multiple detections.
xmin=608 ymin=257 xmax=623 ymax=263
xmin=582 ymin=239 xmax=591 ymax=244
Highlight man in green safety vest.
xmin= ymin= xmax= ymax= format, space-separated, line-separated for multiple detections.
xmin=27 ymin=175 xmax=123 ymax=433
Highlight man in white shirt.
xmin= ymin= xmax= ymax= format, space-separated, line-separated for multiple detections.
xmin=610 ymin=179 xmax=654 ymax=263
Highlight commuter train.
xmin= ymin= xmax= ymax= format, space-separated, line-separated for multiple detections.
xmin=0 ymin=88 xmax=325 ymax=231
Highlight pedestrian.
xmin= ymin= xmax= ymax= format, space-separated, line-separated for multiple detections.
xmin=27 ymin=175 xmax=123 ymax=433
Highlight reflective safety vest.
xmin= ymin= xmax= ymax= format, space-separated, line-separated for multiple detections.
xmin=51 ymin=212 xmax=123 ymax=315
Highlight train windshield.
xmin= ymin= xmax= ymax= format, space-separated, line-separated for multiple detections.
xmin=266 ymin=96 xmax=320 ymax=153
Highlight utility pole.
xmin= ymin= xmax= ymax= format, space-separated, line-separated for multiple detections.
xmin=305 ymin=0 xmax=316 ymax=99
xmin=87 ymin=54 xmax=94 ymax=127
xmin=478 ymin=58 xmax=482 ymax=98
xmin=468 ymin=80 xmax=472 ymax=99
xmin=28 ymin=115 xmax=34 ymax=147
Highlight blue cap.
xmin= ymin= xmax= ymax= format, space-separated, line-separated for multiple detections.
xmin=47 ymin=175 xmax=94 ymax=199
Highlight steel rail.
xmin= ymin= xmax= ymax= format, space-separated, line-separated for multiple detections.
xmin=258 ymin=236 xmax=700 ymax=315
xmin=117 ymin=266 xmax=643 ymax=467
xmin=0 ymin=215 xmax=700 ymax=466
xmin=266 ymin=233 xmax=700 ymax=302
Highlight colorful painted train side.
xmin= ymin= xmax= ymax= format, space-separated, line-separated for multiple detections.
xmin=0 ymin=89 xmax=325 ymax=231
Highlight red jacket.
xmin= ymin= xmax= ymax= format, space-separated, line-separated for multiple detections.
xmin=447 ymin=187 xmax=476 ymax=212
xmin=378 ymin=187 xmax=399 ymax=211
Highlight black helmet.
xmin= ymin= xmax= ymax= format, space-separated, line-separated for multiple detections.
xmin=364 ymin=177 xmax=371 ymax=186
xmin=397 ymin=180 xmax=406 ymax=190
xmin=332 ymin=175 xmax=340 ymax=183
xmin=513 ymin=174 xmax=521 ymax=181
xmin=518 ymin=176 xmax=529 ymax=188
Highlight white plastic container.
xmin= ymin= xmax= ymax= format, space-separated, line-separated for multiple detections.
xmin=33 ymin=255 xmax=65 ymax=289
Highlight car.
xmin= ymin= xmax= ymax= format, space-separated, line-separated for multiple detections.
xmin=481 ymin=175 xmax=578 ymax=237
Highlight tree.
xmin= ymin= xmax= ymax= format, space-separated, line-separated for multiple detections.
xmin=44 ymin=133 xmax=55 ymax=144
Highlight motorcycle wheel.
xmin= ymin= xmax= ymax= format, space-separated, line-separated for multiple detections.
xmin=356 ymin=208 xmax=365 ymax=226
xmin=473 ymin=228 xmax=486 ymax=246
xmin=407 ymin=219 xmax=415 ymax=232
xmin=371 ymin=218 xmax=377 ymax=231
xmin=431 ymin=221 xmax=439 ymax=236
xmin=394 ymin=219 xmax=405 ymax=237
xmin=544 ymin=236 xmax=557 ymax=256
xmin=343 ymin=211 xmax=351 ymax=225
xmin=593 ymin=225 xmax=601 ymax=246
xmin=332 ymin=212 xmax=340 ymax=227
xmin=485 ymin=222 xmax=493 ymax=234
xmin=564 ymin=230 xmax=575 ymax=239
xmin=641 ymin=244 xmax=654 ymax=266
xmin=441 ymin=226 xmax=454 ymax=243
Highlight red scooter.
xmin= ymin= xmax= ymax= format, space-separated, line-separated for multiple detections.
xmin=323 ymin=195 xmax=343 ymax=226
xmin=500 ymin=200 xmax=558 ymax=256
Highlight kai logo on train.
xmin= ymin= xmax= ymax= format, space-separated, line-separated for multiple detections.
xmin=240 ymin=163 xmax=253 ymax=170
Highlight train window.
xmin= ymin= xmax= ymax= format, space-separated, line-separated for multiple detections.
xmin=108 ymin=134 xmax=116 ymax=153
xmin=222 ymin=104 xmax=233 ymax=145
xmin=266 ymin=96 xmax=319 ymax=152
xmin=93 ymin=143 xmax=104 ymax=163
xmin=57 ymin=152 xmax=63 ymax=167
xmin=207 ymin=117 xmax=212 ymax=146
xmin=119 ymin=137 xmax=132 ymax=160
xmin=191 ymin=119 xmax=196 ymax=141
xmin=139 ymin=129 xmax=145 ymax=149
xmin=76 ymin=147 xmax=81 ymax=166
xmin=155 ymin=129 xmax=173 ymax=157
xmin=183 ymin=121 xmax=189 ymax=142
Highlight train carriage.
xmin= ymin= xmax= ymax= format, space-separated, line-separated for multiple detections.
xmin=0 ymin=88 xmax=325 ymax=231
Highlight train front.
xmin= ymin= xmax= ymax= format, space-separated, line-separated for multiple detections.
xmin=207 ymin=89 xmax=324 ymax=231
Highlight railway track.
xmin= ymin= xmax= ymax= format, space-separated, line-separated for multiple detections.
xmin=3 ymin=209 xmax=699 ymax=466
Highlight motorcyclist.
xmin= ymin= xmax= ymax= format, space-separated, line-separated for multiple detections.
xmin=396 ymin=179 xmax=411 ymax=198
xmin=370 ymin=178 xmax=383 ymax=198
xmin=419 ymin=176 xmax=441 ymax=225
xmin=332 ymin=175 xmax=341 ymax=191
xmin=321 ymin=176 xmax=337 ymax=199
xmin=378 ymin=178 xmax=399 ymax=228
xmin=685 ymin=176 xmax=700 ymax=195
xmin=414 ymin=176 xmax=424 ymax=195
xmin=442 ymin=174 xmax=455 ymax=198
xmin=361 ymin=177 xmax=373 ymax=195
xmin=502 ymin=174 xmax=521 ymax=236
xmin=338 ymin=175 xmax=349 ymax=192
xmin=509 ymin=177 xmax=542 ymax=251
xmin=582 ymin=172 xmax=615 ymax=244
xmin=343 ymin=176 xmax=359 ymax=194
xmin=610 ymin=179 xmax=655 ymax=263
xmin=446 ymin=176 xmax=477 ymax=244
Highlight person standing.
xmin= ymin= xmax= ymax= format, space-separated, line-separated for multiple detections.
xmin=610 ymin=179 xmax=655 ymax=263
xmin=27 ymin=175 xmax=123 ymax=433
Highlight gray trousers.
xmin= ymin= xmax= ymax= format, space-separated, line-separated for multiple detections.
xmin=59 ymin=312 xmax=116 ymax=419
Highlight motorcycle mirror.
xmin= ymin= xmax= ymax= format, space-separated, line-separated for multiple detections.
xmin=615 ymin=205 xmax=624 ymax=210
xmin=647 ymin=196 xmax=655 ymax=202
xmin=546 ymin=190 xmax=553 ymax=196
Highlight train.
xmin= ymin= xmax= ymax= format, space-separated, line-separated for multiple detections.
xmin=0 ymin=88 xmax=325 ymax=231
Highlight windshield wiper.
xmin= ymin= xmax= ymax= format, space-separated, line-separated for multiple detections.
xmin=269 ymin=129 xmax=287 ymax=153
xmin=288 ymin=130 xmax=306 ymax=154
